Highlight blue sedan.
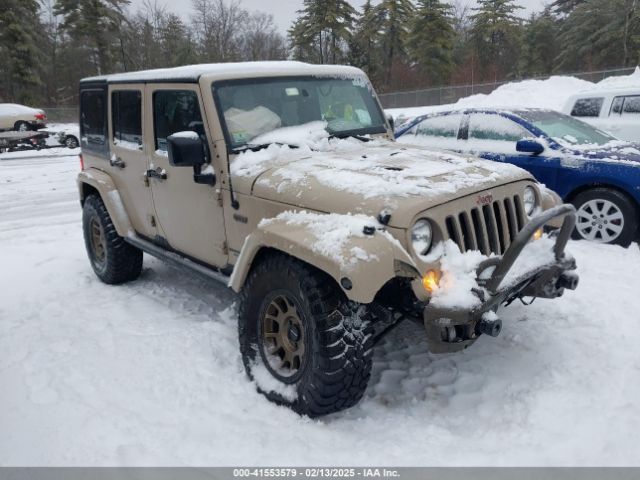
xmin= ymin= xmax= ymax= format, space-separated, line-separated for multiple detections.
xmin=395 ymin=108 xmax=640 ymax=246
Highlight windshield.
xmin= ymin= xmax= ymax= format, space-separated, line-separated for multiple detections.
xmin=517 ymin=110 xmax=616 ymax=147
xmin=213 ymin=76 xmax=386 ymax=150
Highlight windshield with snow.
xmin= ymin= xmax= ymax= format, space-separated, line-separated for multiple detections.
xmin=517 ymin=110 xmax=616 ymax=147
xmin=212 ymin=76 xmax=386 ymax=150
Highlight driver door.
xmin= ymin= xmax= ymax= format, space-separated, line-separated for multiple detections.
xmin=145 ymin=84 xmax=227 ymax=267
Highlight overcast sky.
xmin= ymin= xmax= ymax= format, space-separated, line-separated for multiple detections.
xmin=128 ymin=0 xmax=551 ymax=33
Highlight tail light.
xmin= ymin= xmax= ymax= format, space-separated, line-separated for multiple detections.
xmin=35 ymin=113 xmax=45 ymax=120
xmin=79 ymin=153 xmax=84 ymax=171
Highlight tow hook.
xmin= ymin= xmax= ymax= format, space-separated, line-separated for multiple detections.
xmin=477 ymin=317 xmax=503 ymax=338
xmin=557 ymin=272 xmax=579 ymax=291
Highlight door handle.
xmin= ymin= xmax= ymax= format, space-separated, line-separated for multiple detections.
xmin=110 ymin=157 xmax=126 ymax=169
xmin=146 ymin=167 xmax=167 ymax=180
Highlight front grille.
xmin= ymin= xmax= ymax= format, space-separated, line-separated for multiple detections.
xmin=445 ymin=195 xmax=526 ymax=255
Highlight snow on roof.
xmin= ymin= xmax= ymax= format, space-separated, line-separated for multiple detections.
xmin=82 ymin=61 xmax=364 ymax=84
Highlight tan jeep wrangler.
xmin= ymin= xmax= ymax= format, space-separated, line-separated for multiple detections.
xmin=77 ymin=61 xmax=578 ymax=417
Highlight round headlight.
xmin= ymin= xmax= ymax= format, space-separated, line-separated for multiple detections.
xmin=411 ymin=219 xmax=433 ymax=256
xmin=523 ymin=186 xmax=539 ymax=216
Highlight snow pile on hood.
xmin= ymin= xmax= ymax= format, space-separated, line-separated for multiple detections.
xmin=429 ymin=235 xmax=559 ymax=309
xmin=388 ymin=76 xmax=594 ymax=119
xmin=259 ymin=210 xmax=384 ymax=268
xmin=250 ymin=121 xmax=330 ymax=149
xmin=231 ymin=123 xmax=526 ymax=202
xmin=593 ymin=66 xmax=640 ymax=90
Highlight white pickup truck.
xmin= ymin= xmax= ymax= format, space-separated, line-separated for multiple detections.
xmin=563 ymin=87 xmax=640 ymax=142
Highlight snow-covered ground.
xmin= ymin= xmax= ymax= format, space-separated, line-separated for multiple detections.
xmin=1 ymin=150 xmax=640 ymax=466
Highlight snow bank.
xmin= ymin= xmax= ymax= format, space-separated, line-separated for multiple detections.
xmin=388 ymin=76 xmax=594 ymax=119
xmin=593 ymin=66 xmax=640 ymax=90
xmin=388 ymin=67 xmax=640 ymax=120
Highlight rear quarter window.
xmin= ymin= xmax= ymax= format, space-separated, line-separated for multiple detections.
xmin=80 ymin=89 xmax=108 ymax=155
xmin=570 ymin=98 xmax=604 ymax=117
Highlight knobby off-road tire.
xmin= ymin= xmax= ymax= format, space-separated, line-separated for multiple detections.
xmin=82 ymin=194 xmax=143 ymax=284
xmin=572 ymin=188 xmax=638 ymax=247
xmin=239 ymin=253 xmax=374 ymax=417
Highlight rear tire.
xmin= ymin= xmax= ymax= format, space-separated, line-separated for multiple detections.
xmin=571 ymin=188 xmax=637 ymax=247
xmin=14 ymin=121 xmax=31 ymax=132
xmin=239 ymin=253 xmax=374 ymax=417
xmin=82 ymin=194 xmax=143 ymax=284
xmin=64 ymin=135 xmax=79 ymax=149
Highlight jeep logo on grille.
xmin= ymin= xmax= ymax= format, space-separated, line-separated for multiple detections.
xmin=477 ymin=193 xmax=493 ymax=206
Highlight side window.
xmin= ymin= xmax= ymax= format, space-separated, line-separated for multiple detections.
xmin=611 ymin=97 xmax=624 ymax=115
xmin=622 ymin=96 xmax=640 ymax=115
xmin=468 ymin=114 xmax=528 ymax=142
xmin=153 ymin=90 xmax=205 ymax=152
xmin=570 ymin=98 xmax=604 ymax=117
xmin=415 ymin=115 xmax=461 ymax=138
xmin=112 ymin=90 xmax=142 ymax=149
xmin=80 ymin=89 xmax=107 ymax=153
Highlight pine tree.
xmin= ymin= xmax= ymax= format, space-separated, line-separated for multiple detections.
xmin=54 ymin=0 xmax=130 ymax=75
xmin=555 ymin=0 xmax=640 ymax=71
xmin=375 ymin=0 xmax=414 ymax=87
xmin=288 ymin=0 xmax=356 ymax=64
xmin=519 ymin=8 xmax=560 ymax=76
xmin=349 ymin=0 xmax=384 ymax=84
xmin=406 ymin=0 xmax=456 ymax=86
xmin=0 ymin=0 xmax=44 ymax=104
xmin=470 ymin=0 xmax=524 ymax=81
xmin=551 ymin=0 xmax=587 ymax=14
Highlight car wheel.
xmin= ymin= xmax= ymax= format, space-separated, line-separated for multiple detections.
xmin=64 ymin=135 xmax=79 ymax=149
xmin=14 ymin=121 xmax=31 ymax=132
xmin=238 ymin=253 xmax=374 ymax=417
xmin=572 ymin=188 xmax=638 ymax=247
xmin=82 ymin=194 xmax=143 ymax=284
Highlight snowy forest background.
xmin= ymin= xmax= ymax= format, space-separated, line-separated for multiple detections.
xmin=1 ymin=0 xmax=639 ymax=107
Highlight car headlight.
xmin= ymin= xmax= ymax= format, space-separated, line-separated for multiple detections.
xmin=411 ymin=219 xmax=433 ymax=256
xmin=523 ymin=186 xmax=539 ymax=216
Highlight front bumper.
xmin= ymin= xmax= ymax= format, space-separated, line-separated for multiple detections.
xmin=423 ymin=204 xmax=578 ymax=353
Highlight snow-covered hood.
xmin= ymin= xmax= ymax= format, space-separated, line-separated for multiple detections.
xmin=231 ymin=137 xmax=532 ymax=228
xmin=566 ymin=142 xmax=640 ymax=164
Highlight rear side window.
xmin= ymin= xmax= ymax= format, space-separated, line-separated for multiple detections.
xmin=622 ymin=96 xmax=640 ymax=115
xmin=153 ymin=90 xmax=205 ymax=152
xmin=112 ymin=90 xmax=142 ymax=149
xmin=80 ymin=89 xmax=107 ymax=154
xmin=415 ymin=115 xmax=461 ymax=138
xmin=611 ymin=97 xmax=625 ymax=115
xmin=570 ymin=98 xmax=604 ymax=117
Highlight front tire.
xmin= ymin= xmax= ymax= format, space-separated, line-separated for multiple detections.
xmin=82 ymin=194 xmax=143 ymax=284
xmin=239 ymin=253 xmax=373 ymax=417
xmin=572 ymin=188 xmax=637 ymax=247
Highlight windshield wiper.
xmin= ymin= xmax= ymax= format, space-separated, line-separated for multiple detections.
xmin=232 ymin=141 xmax=300 ymax=153
xmin=328 ymin=132 xmax=372 ymax=142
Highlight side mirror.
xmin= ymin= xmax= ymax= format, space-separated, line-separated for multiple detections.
xmin=386 ymin=113 xmax=395 ymax=132
xmin=167 ymin=131 xmax=206 ymax=167
xmin=516 ymin=139 xmax=545 ymax=156
xmin=167 ymin=131 xmax=215 ymax=185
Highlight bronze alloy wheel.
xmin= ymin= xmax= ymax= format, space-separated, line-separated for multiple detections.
xmin=260 ymin=294 xmax=306 ymax=382
xmin=90 ymin=216 xmax=106 ymax=266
